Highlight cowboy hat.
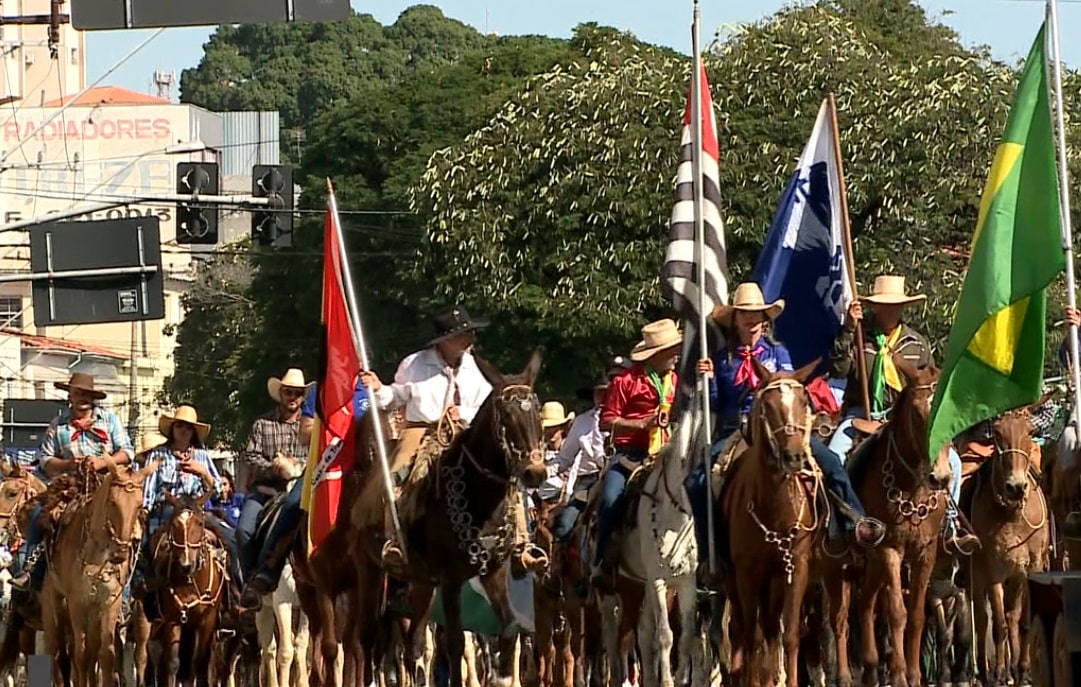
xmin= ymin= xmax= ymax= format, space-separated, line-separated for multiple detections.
xmin=629 ymin=319 xmax=683 ymax=362
xmin=711 ymin=282 xmax=785 ymax=325
xmin=541 ymin=401 xmax=575 ymax=429
xmin=54 ymin=372 xmax=106 ymax=400
xmin=136 ymin=430 xmax=167 ymax=457
xmin=861 ymin=275 xmax=926 ymax=305
xmin=267 ymin=368 xmax=312 ymax=403
xmin=158 ymin=405 xmax=211 ymax=444
xmin=426 ymin=305 xmax=490 ymax=347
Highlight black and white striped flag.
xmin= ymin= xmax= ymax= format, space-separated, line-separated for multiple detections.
xmin=662 ymin=61 xmax=729 ymax=423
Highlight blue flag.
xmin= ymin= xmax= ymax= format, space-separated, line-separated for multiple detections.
xmin=753 ymin=99 xmax=853 ymax=374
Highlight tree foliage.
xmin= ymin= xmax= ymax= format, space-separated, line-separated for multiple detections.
xmin=411 ymin=0 xmax=1081 ymax=366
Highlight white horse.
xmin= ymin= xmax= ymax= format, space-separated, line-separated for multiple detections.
xmin=598 ymin=416 xmax=708 ymax=687
xmin=256 ymin=561 xmax=311 ymax=687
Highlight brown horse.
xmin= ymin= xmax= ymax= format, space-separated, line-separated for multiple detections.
xmin=966 ymin=406 xmax=1050 ymax=686
xmin=721 ymin=357 xmax=825 ymax=687
xmin=828 ymin=359 xmax=952 ymax=687
xmin=42 ymin=456 xmax=157 ymax=687
xmin=355 ymin=349 xmax=547 ymax=687
xmin=0 ymin=462 xmax=48 ymax=683
xmin=146 ymin=492 xmax=226 ymax=687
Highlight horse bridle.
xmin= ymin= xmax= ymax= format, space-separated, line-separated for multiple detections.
xmin=485 ymin=383 xmax=542 ymax=483
xmin=753 ymin=378 xmax=814 ymax=460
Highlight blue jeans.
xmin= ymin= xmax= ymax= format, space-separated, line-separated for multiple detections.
xmin=236 ymin=491 xmax=271 ymax=574
xmin=592 ymin=452 xmax=644 ymax=567
xmin=250 ymin=479 xmax=303 ymax=586
xmin=553 ymin=474 xmax=597 ymax=542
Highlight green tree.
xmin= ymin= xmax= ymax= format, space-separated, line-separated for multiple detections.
xmin=410 ymin=1 xmax=1081 ymax=376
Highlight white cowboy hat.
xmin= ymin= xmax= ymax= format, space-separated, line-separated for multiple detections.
xmin=136 ymin=430 xmax=168 ymax=456
xmin=158 ymin=405 xmax=211 ymax=444
xmin=711 ymin=282 xmax=785 ymax=325
xmin=861 ymin=275 xmax=926 ymax=306
xmin=629 ymin=319 xmax=683 ymax=362
xmin=267 ymin=368 xmax=312 ymax=403
xmin=541 ymin=401 xmax=575 ymax=429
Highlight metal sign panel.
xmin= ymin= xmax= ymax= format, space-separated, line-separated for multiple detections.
xmin=28 ymin=217 xmax=165 ymax=327
xmin=71 ymin=0 xmax=351 ymax=30
xmin=2 ymin=399 xmax=66 ymax=450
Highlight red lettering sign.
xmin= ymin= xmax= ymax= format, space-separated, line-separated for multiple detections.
xmin=2 ymin=117 xmax=172 ymax=142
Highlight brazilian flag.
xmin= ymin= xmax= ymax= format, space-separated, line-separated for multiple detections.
xmin=928 ymin=23 xmax=1066 ymax=456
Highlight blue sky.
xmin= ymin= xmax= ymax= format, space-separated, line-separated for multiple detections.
xmin=85 ymin=0 xmax=1081 ymax=99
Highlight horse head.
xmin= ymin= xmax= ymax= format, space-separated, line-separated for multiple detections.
xmin=749 ymin=356 xmax=820 ymax=477
xmin=163 ymin=492 xmax=210 ymax=574
xmin=890 ymin=356 xmax=951 ymax=491
xmin=95 ymin=456 xmax=159 ymax=564
xmin=0 ymin=463 xmax=45 ymax=545
xmin=475 ymin=348 xmax=546 ymax=488
xmin=990 ymin=396 xmax=1047 ymax=504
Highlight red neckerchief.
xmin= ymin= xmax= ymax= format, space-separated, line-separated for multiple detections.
xmin=70 ymin=416 xmax=109 ymax=443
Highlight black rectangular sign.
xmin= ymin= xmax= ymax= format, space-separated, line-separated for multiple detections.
xmin=71 ymin=0 xmax=351 ymax=30
xmin=2 ymin=399 xmax=66 ymax=450
xmin=29 ymin=217 xmax=165 ymax=327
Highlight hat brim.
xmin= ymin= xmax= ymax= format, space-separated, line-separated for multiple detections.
xmin=542 ymin=413 xmax=575 ymax=429
xmin=861 ymin=294 xmax=926 ymax=305
xmin=710 ymin=300 xmax=785 ymax=326
xmin=267 ymin=377 xmax=314 ymax=403
xmin=629 ymin=336 xmax=683 ymax=362
xmin=426 ymin=318 xmax=490 ymax=347
xmin=53 ymin=381 xmax=106 ymax=400
xmin=158 ymin=416 xmax=211 ymax=444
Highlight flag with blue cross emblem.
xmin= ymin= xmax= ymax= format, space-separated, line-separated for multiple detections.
xmin=753 ymin=98 xmax=853 ymax=374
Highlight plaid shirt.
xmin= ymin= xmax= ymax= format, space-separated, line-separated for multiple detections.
xmin=141 ymin=445 xmax=224 ymax=512
xmin=239 ymin=410 xmax=305 ymax=491
xmin=33 ymin=406 xmax=133 ymax=480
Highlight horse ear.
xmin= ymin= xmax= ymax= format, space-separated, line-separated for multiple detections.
xmin=102 ymin=454 xmax=120 ymax=477
xmin=1026 ymin=390 xmax=1056 ymax=413
xmin=891 ymin=353 xmax=920 ymax=385
xmin=195 ymin=490 xmax=211 ymax=510
xmin=0 ymin=461 xmax=12 ymax=479
xmin=791 ymin=357 xmax=821 ymax=384
xmin=165 ymin=491 xmax=179 ymax=508
xmin=522 ymin=348 xmax=543 ymax=388
xmin=751 ymin=357 xmax=772 ymax=385
xmin=474 ymin=355 xmax=506 ymax=389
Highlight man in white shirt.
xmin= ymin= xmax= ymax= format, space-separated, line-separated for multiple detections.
xmin=360 ymin=306 xmax=547 ymax=576
xmin=550 ymin=377 xmax=610 ymax=541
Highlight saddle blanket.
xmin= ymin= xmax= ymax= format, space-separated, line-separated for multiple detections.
xmin=430 ymin=565 xmax=535 ymax=636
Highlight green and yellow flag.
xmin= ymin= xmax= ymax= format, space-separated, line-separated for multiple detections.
xmin=927 ymin=23 xmax=1065 ymax=457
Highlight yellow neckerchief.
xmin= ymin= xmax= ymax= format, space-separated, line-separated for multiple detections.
xmin=871 ymin=324 xmax=905 ymax=414
xmin=647 ymin=368 xmax=676 ymax=457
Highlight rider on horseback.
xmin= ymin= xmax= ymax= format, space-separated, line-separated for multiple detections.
xmin=547 ymin=377 xmax=610 ymax=541
xmin=591 ymin=319 xmax=681 ymax=591
xmin=827 ymin=275 xmax=981 ymax=554
xmin=360 ymin=305 xmax=547 ymax=577
xmin=10 ymin=372 xmax=134 ymax=595
xmin=235 ymin=369 xmax=310 ymax=587
xmin=133 ymin=406 xmax=239 ymax=619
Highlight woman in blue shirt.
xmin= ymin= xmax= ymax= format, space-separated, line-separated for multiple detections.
xmin=209 ymin=470 xmax=244 ymax=528
xmin=685 ymin=283 xmax=885 ymax=581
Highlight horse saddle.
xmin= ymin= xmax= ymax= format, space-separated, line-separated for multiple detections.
xmin=251 ymin=490 xmax=290 ymax=549
xmin=621 ymin=461 xmax=654 ymax=529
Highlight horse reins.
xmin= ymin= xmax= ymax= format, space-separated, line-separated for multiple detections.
xmin=157 ymin=507 xmax=224 ymax=624
xmin=984 ymin=412 xmax=1048 ymax=531
xmin=880 ymin=382 xmax=945 ymax=523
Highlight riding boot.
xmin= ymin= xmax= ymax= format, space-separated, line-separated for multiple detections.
xmin=380 ymin=503 xmax=408 ymax=573
xmin=509 ymin=491 xmax=548 ymax=579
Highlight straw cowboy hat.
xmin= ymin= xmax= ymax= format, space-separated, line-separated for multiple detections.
xmin=629 ymin=319 xmax=683 ymax=362
xmin=136 ymin=430 xmax=167 ymax=457
xmin=541 ymin=401 xmax=575 ymax=429
xmin=267 ymin=368 xmax=311 ymax=403
xmin=861 ymin=275 xmax=926 ymax=306
xmin=426 ymin=305 xmax=490 ymax=347
xmin=54 ymin=372 xmax=106 ymax=400
xmin=711 ymin=282 xmax=785 ymax=325
xmin=158 ymin=405 xmax=211 ymax=444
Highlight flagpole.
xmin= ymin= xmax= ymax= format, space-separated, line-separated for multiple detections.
xmin=826 ymin=94 xmax=873 ymax=420
xmin=326 ymin=179 xmax=408 ymax=563
xmin=1046 ymin=1 xmax=1081 ymax=417
xmin=691 ymin=0 xmax=717 ymax=580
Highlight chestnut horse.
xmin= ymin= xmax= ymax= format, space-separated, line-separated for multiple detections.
xmin=828 ymin=359 xmax=952 ymax=687
xmin=965 ymin=406 xmax=1050 ymax=685
xmin=354 ymin=349 xmax=548 ymax=687
xmin=721 ymin=358 xmax=825 ymax=687
xmin=42 ymin=457 xmax=158 ymax=687
xmin=147 ymin=492 xmax=226 ymax=687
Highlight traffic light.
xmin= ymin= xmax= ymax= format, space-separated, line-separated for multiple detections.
xmin=251 ymin=165 xmax=294 ymax=248
xmin=175 ymin=162 xmax=219 ymax=244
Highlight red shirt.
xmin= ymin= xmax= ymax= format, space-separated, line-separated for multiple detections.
xmin=600 ymin=364 xmax=678 ymax=452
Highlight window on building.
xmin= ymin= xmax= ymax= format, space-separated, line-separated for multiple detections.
xmin=0 ymin=297 xmax=23 ymax=329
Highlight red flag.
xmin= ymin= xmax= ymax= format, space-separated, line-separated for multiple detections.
xmin=304 ymin=196 xmax=362 ymax=553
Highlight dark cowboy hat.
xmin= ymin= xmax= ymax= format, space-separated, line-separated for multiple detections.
xmin=426 ymin=305 xmax=490 ymax=347
xmin=576 ymin=376 xmax=611 ymax=402
xmin=54 ymin=372 xmax=106 ymax=400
